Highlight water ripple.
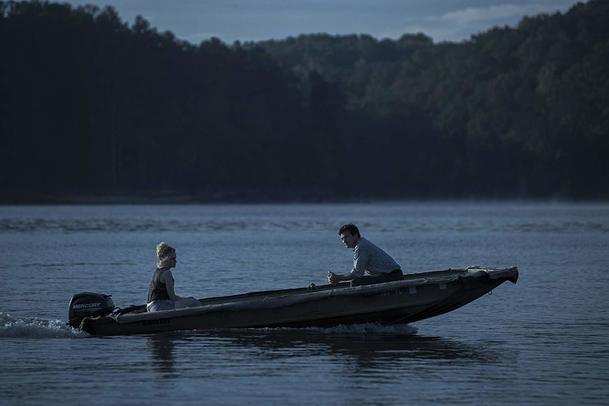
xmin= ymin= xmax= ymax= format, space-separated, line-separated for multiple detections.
xmin=1 ymin=217 xmax=608 ymax=233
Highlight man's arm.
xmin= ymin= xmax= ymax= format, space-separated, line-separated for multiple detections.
xmin=352 ymin=244 xmax=368 ymax=277
xmin=329 ymin=242 xmax=370 ymax=284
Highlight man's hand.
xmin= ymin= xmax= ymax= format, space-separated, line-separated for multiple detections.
xmin=328 ymin=271 xmax=340 ymax=284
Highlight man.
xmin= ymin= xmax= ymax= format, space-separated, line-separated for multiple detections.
xmin=328 ymin=223 xmax=403 ymax=286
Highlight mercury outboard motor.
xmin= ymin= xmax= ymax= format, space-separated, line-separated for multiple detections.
xmin=68 ymin=292 xmax=115 ymax=328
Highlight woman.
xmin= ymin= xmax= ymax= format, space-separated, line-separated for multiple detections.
xmin=146 ymin=242 xmax=200 ymax=312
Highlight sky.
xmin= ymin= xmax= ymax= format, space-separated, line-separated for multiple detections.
xmin=59 ymin=0 xmax=584 ymax=44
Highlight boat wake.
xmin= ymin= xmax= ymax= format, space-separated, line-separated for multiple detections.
xmin=0 ymin=312 xmax=86 ymax=338
xmin=0 ymin=311 xmax=417 ymax=338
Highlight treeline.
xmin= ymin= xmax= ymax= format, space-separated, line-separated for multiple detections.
xmin=0 ymin=0 xmax=608 ymax=201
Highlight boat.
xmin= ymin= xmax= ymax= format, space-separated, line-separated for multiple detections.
xmin=68 ymin=266 xmax=518 ymax=336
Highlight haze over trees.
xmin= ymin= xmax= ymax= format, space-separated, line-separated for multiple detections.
xmin=0 ymin=0 xmax=607 ymax=201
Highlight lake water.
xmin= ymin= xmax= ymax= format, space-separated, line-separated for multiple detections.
xmin=1 ymin=202 xmax=608 ymax=405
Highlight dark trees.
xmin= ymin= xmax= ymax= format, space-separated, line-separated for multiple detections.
xmin=1 ymin=0 xmax=608 ymax=201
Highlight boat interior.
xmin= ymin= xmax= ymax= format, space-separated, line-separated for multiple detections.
xmin=116 ymin=268 xmax=472 ymax=316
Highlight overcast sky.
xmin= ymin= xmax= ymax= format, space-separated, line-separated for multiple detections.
xmin=59 ymin=0 xmax=584 ymax=44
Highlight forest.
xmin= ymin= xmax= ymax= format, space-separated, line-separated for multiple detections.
xmin=0 ymin=0 xmax=608 ymax=201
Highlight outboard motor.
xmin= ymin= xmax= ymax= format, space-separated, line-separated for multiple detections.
xmin=68 ymin=292 xmax=115 ymax=328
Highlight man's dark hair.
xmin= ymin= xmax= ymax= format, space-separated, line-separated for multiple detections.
xmin=338 ymin=223 xmax=360 ymax=238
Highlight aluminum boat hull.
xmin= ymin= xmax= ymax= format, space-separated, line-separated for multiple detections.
xmin=79 ymin=266 xmax=518 ymax=336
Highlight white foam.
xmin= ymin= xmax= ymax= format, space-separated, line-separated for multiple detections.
xmin=257 ymin=323 xmax=417 ymax=336
xmin=0 ymin=312 xmax=87 ymax=338
xmin=308 ymin=323 xmax=417 ymax=335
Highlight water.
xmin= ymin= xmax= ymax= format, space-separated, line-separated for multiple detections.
xmin=1 ymin=202 xmax=608 ymax=405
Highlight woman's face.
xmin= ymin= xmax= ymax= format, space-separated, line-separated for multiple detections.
xmin=160 ymin=251 xmax=177 ymax=269
xmin=168 ymin=254 xmax=177 ymax=268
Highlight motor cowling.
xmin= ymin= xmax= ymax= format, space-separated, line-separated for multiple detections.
xmin=68 ymin=292 xmax=115 ymax=328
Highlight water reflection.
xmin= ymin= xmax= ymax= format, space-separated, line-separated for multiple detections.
xmin=146 ymin=333 xmax=176 ymax=374
xmin=145 ymin=327 xmax=498 ymax=376
xmin=213 ymin=329 xmax=499 ymax=368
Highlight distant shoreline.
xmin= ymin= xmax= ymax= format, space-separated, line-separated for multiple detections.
xmin=1 ymin=192 xmax=607 ymax=205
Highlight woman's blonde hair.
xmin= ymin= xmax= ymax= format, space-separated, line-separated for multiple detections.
xmin=156 ymin=242 xmax=176 ymax=267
